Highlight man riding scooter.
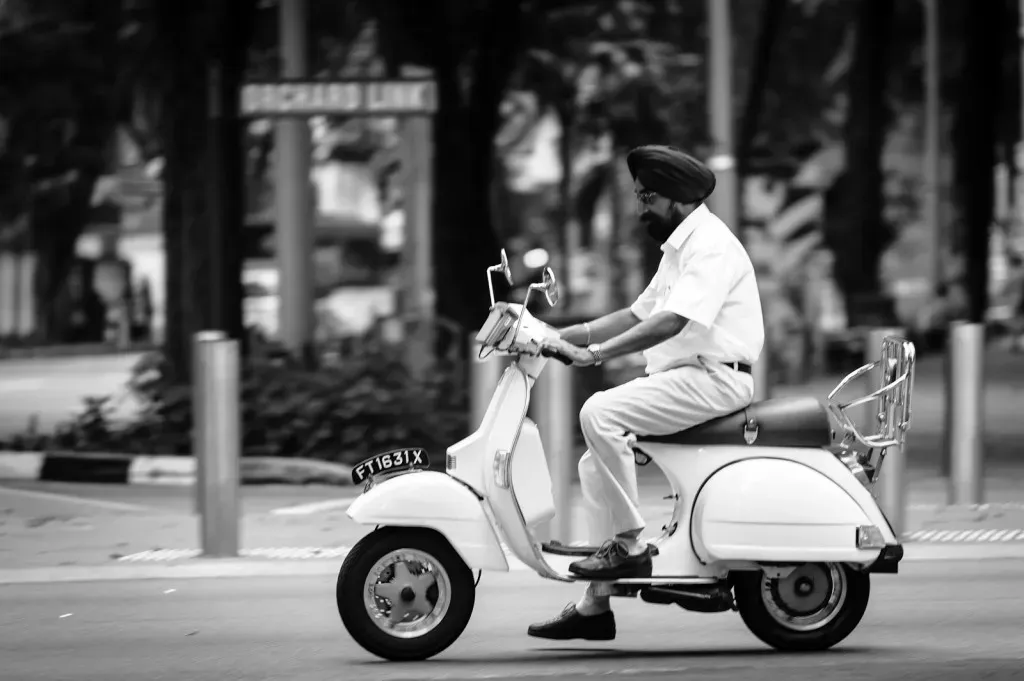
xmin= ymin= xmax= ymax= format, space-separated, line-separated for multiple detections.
xmin=529 ymin=145 xmax=766 ymax=641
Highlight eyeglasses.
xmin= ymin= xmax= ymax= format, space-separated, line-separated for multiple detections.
xmin=635 ymin=189 xmax=659 ymax=206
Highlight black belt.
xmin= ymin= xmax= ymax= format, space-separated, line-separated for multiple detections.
xmin=723 ymin=361 xmax=752 ymax=374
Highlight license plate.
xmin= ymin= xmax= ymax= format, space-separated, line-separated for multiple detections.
xmin=350 ymin=448 xmax=430 ymax=485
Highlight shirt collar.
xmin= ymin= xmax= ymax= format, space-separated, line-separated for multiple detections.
xmin=661 ymin=203 xmax=709 ymax=252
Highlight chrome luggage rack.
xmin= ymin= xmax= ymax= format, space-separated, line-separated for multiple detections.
xmin=825 ymin=336 xmax=916 ymax=481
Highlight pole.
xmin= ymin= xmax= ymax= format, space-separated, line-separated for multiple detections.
xmin=752 ymin=342 xmax=770 ymax=402
xmin=401 ymin=115 xmax=436 ymax=375
xmin=193 ymin=331 xmax=242 ymax=557
xmin=192 ymin=330 xmax=225 ymax=514
xmin=275 ymin=0 xmax=314 ymax=359
xmin=706 ymin=0 xmax=738 ymax=231
xmin=948 ymin=321 xmax=985 ymax=505
xmin=863 ymin=327 xmax=907 ymax=536
xmin=530 ymin=360 xmax=575 ymax=543
xmin=923 ymin=0 xmax=942 ymax=294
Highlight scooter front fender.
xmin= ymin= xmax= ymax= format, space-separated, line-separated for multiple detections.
xmin=346 ymin=471 xmax=509 ymax=571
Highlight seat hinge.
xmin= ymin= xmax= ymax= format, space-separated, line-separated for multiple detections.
xmin=743 ymin=410 xmax=759 ymax=445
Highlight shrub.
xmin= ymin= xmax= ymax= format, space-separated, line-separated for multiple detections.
xmin=0 ymin=327 xmax=470 ymax=466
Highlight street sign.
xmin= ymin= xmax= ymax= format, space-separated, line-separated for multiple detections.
xmin=239 ymin=79 xmax=438 ymax=117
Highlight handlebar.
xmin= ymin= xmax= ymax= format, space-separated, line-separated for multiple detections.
xmin=540 ymin=345 xmax=574 ymax=366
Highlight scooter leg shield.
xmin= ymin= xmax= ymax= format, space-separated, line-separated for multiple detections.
xmin=691 ymin=458 xmax=888 ymax=566
xmin=346 ymin=471 xmax=510 ymax=571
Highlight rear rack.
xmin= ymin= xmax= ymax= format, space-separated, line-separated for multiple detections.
xmin=825 ymin=336 xmax=916 ymax=477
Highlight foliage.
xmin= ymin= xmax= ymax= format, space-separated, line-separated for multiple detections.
xmin=0 ymin=0 xmax=123 ymax=340
xmin=0 ymin=329 xmax=469 ymax=465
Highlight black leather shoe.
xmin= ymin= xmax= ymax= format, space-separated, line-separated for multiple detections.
xmin=527 ymin=603 xmax=616 ymax=641
xmin=568 ymin=539 xmax=654 ymax=580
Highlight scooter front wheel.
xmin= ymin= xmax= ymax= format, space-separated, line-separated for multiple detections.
xmin=733 ymin=562 xmax=870 ymax=652
xmin=337 ymin=527 xmax=476 ymax=661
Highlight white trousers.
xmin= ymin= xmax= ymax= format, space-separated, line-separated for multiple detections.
xmin=578 ymin=359 xmax=755 ymax=544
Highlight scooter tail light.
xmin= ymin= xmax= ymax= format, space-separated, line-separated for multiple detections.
xmin=493 ymin=449 xmax=512 ymax=488
xmin=856 ymin=525 xmax=886 ymax=550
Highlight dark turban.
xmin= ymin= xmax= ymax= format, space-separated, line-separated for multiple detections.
xmin=626 ymin=145 xmax=716 ymax=205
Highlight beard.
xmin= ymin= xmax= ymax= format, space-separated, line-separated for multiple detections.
xmin=640 ymin=210 xmax=679 ymax=244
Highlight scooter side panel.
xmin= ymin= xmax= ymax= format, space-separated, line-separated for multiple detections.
xmin=346 ymin=471 xmax=510 ymax=571
xmin=691 ymin=458 xmax=882 ymax=565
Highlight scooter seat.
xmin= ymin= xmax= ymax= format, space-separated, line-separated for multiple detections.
xmin=635 ymin=396 xmax=833 ymax=448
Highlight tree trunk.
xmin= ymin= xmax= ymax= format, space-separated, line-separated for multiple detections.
xmin=428 ymin=1 xmax=525 ymax=334
xmin=952 ymin=0 xmax=1003 ymax=322
xmin=825 ymin=0 xmax=896 ymax=327
xmin=736 ymin=0 xmax=786 ymax=189
xmin=159 ymin=0 xmax=254 ymax=383
xmin=556 ymin=103 xmax=574 ymax=311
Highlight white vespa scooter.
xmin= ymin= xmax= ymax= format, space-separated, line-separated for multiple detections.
xmin=337 ymin=249 xmax=916 ymax=662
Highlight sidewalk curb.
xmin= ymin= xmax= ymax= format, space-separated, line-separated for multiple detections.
xmin=1 ymin=541 xmax=1023 ymax=585
xmin=0 ymin=451 xmax=353 ymax=486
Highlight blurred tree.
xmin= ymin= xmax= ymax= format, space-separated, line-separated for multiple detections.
xmin=364 ymin=0 xmax=527 ymax=335
xmin=120 ymin=0 xmax=257 ymax=382
xmin=823 ymin=0 xmax=898 ymax=327
xmin=0 ymin=0 xmax=121 ymax=341
xmin=952 ymin=0 xmax=1005 ymax=322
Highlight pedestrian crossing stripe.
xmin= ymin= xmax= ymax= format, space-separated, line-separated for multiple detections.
xmin=116 ymin=529 xmax=1024 ymax=564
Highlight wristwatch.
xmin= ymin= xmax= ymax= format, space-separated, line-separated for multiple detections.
xmin=586 ymin=343 xmax=604 ymax=366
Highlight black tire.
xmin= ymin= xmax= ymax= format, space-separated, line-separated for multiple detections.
xmin=732 ymin=563 xmax=870 ymax=652
xmin=337 ymin=527 xmax=476 ymax=661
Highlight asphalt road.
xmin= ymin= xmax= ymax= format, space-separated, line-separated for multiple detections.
xmin=1 ymin=560 xmax=1023 ymax=680
xmin=0 ymin=353 xmax=144 ymax=437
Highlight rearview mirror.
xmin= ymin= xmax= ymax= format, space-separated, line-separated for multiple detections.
xmin=499 ymin=249 xmax=513 ymax=286
xmin=540 ymin=267 xmax=559 ymax=307
xmin=486 ymin=248 xmax=515 ymax=308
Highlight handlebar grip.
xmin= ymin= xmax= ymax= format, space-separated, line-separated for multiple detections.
xmin=540 ymin=346 xmax=574 ymax=366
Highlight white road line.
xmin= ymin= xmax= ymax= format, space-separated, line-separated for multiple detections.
xmin=269 ymin=497 xmax=359 ymax=516
xmin=0 ymin=484 xmax=160 ymax=513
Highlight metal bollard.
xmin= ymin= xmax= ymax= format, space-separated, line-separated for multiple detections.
xmin=530 ymin=358 xmax=575 ymax=543
xmin=948 ymin=321 xmax=985 ymax=505
xmin=469 ymin=334 xmax=506 ymax=429
xmin=863 ymin=326 xmax=907 ymax=537
xmin=192 ymin=331 xmax=242 ymax=557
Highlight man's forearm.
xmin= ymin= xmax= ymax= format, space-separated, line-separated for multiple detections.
xmin=598 ymin=311 xmax=688 ymax=361
xmin=559 ymin=308 xmax=640 ymax=345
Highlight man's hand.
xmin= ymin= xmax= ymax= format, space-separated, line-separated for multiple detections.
xmin=539 ymin=337 xmax=596 ymax=367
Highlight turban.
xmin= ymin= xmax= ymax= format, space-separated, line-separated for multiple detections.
xmin=626 ymin=145 xmax=716 ymax=205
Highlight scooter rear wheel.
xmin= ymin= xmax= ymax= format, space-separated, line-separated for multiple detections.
xmin=733 ymin=562 xmax=870 ymax=652
xmin=337 ymin=527 xmax=476 ymax=661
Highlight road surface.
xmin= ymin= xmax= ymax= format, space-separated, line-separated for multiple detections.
xmin=1 ymin=560 xmax=1022 ymax=680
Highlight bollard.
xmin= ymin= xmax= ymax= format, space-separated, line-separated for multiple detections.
xmin=469 ymin=333 xmax=506 ymax=429
xmin=529 ymin=358 xmax=575 ymax=543
xmin=192 ymin=331 xmax=242 ymax=557
xmin=948 ymin=321 xmax=985 ymax=505
xmin=863 ymin=327 xmax=907 ymax=537
xmin=192 ymin=331 xmax=226 ymax=515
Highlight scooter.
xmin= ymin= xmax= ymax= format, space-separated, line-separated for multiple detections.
xmin=337 ymin=249 xmax=916 ymax=662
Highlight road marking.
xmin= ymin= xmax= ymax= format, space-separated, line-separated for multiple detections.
xmin=909 ymin=502 xmax=1024 ymax=512
xmin=269 ymin=497 xmax=358 ymax=516
xmin=903 ymin=528 xmax=1024 ymax=543
xmin=0 ymin=484 xmax=160 ymax=514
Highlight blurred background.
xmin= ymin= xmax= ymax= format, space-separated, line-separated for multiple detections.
xmin=0 ymin=0 xmax=1022 ymax=465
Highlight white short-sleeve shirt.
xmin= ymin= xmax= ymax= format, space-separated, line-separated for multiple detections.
xmin=629 ymin=204 xmax=765 ymax=375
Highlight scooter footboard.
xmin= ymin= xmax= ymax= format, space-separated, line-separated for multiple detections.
xmin=346 ymin=471 xmax=509 ymax=571
xmin=691 ymin=458 xmax=893 ymax=566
